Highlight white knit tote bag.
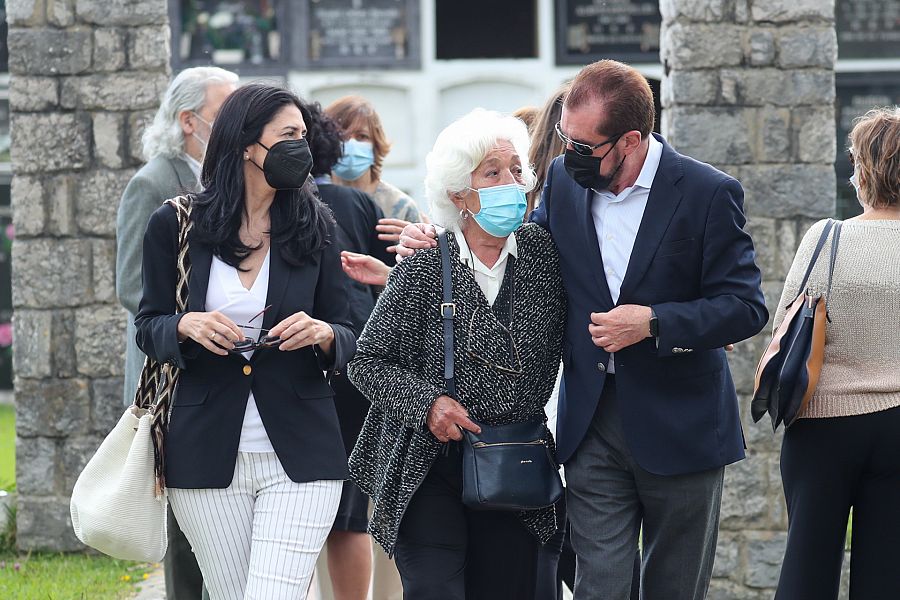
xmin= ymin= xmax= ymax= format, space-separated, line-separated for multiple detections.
xmin=70 ymin=405 xmax=167 ymax=562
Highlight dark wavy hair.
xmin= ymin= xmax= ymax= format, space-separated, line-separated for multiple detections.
xmin=191 ymin=83 xmax=334 ymax=268
xmin=300 ymin=100 xmax=345 ymax=177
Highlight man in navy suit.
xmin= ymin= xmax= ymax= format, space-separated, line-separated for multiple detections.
xmin=530 ymin=61 xmax=768 ymax=599
xmin=399 ymin=59 xmax=767 ymax=600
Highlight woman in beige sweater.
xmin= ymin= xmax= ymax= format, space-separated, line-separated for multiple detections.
xmin=774 ymin=107 xmax=900 ymax=600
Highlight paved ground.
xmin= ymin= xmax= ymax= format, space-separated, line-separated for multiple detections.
xmin=131 ymin=566 xmax=166 ymax=600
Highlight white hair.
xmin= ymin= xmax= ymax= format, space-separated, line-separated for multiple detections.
xmin=425 ymin=108 xmax=537 ymax=228
xmin=141 ymin=66 xmax=239 ymax=161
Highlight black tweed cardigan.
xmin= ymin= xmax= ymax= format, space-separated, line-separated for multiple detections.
xmin=347 ymin=223 xmax=566 ymax=555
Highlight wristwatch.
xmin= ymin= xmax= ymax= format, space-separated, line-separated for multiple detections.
xmin=649 ymin=307 xmax=659 ymax=338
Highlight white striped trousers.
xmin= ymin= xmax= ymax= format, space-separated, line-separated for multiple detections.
xmin=168 ymin=452 xmax=342 ymax=600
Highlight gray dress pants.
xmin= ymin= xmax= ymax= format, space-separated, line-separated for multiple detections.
xmin=564 ymin=378 xmax=724 ymax=600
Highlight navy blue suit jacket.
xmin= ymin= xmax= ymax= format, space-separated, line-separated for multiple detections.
xmin=532 ymin=134 xmax=767 ymax=475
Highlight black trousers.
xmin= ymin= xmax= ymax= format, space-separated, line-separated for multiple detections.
xmin=394 ymin=445 xmax=554 ymax=600
xmin=776 ymin=406 xmax=900 ymax=600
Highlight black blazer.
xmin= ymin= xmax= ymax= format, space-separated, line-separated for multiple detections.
xmin=135 ymin=202 xmax=356 ymax=488
xmin=317 ymin=183 xmax=394 ymax=334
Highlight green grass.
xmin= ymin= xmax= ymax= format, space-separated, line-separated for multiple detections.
xmin=0 ymin=552 xmax=153 ymax=600
xmin=0 ymin=405 xmax=13 ymax=490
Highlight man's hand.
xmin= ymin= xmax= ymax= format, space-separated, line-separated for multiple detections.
xmin=589 ymin=305 xmax=653 ymax=353
xmin=426 ymin=395 xmax=481 ymax=442
xmin=396 ymin=222 xmax=438 ymax=258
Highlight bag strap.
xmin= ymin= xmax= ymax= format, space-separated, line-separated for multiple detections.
xmin=438 ymin=232 xmax=457 ymax=399
xmin=825 ymin=221 xmax=842 ymax=301
xmin=132 ymin=195 xmax=193 ymax=494
xmin=795 ymin=219 xmax=835 ymax=298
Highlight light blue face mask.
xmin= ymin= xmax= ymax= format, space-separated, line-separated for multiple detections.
xmin=333 ymin=139 xmax=375 ymax=181
xmin=467 ymin=183 xmax=527 ymax=238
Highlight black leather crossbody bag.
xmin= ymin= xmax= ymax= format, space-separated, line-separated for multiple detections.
xmin=751 ymin=219 xmax=842 ymax=431
xmin=437 ymin=232 xmax=563 ymax=511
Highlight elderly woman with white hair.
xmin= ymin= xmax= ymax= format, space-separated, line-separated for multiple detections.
xmin=347 ymin=109 xmax=566 ymax=599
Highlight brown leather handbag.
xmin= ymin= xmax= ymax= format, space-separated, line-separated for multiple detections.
xmin=751 ymin=219 xmax=842 ymax=431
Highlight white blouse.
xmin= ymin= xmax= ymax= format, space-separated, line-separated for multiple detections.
xmin=205 ymin=250 xmax=274 ymax=453
xmin=451 ymin=224 xmax=518 ymax=307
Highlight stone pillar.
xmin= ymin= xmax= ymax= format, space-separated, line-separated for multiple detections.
xmin=660 ymin=1 xmax=836 ymax=598
xmin=8 ymin=0 xmax=170 ymax=551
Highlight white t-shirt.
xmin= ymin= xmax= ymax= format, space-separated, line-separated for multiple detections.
xmin=205 ymin=250 xmax=275 ymax=453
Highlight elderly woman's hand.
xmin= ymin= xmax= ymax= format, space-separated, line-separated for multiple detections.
xmin=426 ymin=395 xmax=482 ymax=442
xmin=177 ymin=311 xmax=244 ymax=356
xmin=341 ymin=251 xmax=391 ymax=286
xmin=269 ymin=311 xmax=335 ymax=355
xmin=396 ymin=223 xmax=438 ymax=258
xmin=376 ymin=218 xmax=412 ymax=253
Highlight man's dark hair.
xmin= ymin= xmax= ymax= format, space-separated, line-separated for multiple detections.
xmin=192 ymin=83 xmax=334 ymax=268
xmin=565 ymin=60 xmax=655 ymax=138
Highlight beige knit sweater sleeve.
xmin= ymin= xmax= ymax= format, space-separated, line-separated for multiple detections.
xmin=772 ymin=218 xmax=900 ymax=418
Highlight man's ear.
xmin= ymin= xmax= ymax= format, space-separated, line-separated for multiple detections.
xmin=624 ymin=131 xmax=643 ymax=153
xmin=178 ymin=110 xmax=194 ymax=135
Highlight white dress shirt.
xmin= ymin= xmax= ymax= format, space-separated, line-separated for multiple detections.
xmin=206 ymin=250 xmax=275 ymax=453
xmin=592 ymin=134 xmax=663 ymax=373
xmin=451 ymin=224 xmax=518 ymax=307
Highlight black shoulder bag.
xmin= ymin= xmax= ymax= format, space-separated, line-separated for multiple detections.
xmin=437 ymin=231 xmax=563 ymax=511
xmin=751 ymin=219 xmax=842 ymax=431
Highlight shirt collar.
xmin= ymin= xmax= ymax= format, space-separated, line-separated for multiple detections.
xmin=451 ymin=223 xmax=518 ymax=275
xmin=633 ymin=134 xmax=663 ymax=190
xmin=182 ymin=153 xmax=202 ymax=182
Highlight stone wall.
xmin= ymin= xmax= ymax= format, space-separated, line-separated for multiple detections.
xmin=9 ymin=0 xmax=170 ymax=551
xmin=660 ymin=1 xmax=836 ymax=598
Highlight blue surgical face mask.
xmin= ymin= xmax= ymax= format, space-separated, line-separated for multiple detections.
xmin=333 ymin=139 xmax=375 ymax=181
xmin=466 ymin=183 xmax=527 ymax=238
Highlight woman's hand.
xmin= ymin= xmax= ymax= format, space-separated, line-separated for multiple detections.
xmin=176 ymin=311 xmax=244 ymax=356
xmin=341 ymin=251 xmax=391 ymax=286
xmin=269 ymin=311 xmax=335 ymax=354
xmin=376 ymin=218 xmax=411 ymax=253
xmin=426 ymin=395 xmax=481 ymax=442
xmin=396 ymin=223 xmax=438 ymax=258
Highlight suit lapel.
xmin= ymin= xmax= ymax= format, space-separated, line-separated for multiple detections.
xmin=618 ymin=137 xmax=685 ymax=302
xmin=579 ymin=185 xmax=615 ymax=309
xmin=187 ymin=240 xmax=212 ymax=313
xmin=261 ymin=241 xmax=291 ymax=333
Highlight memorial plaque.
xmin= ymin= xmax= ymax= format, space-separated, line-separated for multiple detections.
xmin=836 ymin=0 xmax=900 ymax=59
xmin=834 ymin=73 xmax=900 ymax=218
xmin=297 ymin=0 xmax=420 ymax=69
xmin=555 ymin=0 xmax=661 ymax=66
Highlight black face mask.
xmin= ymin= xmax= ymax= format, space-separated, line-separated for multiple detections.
xmin=253 ymin=139 xmax=314 ymax=190
xmin=563 ymin=138 xmax=624 ymax=192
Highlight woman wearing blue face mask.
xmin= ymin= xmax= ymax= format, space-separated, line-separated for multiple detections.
xmin=346 ymin=109 xmax=566 ymax=599
xmin=326 ymin=96 xmax=424 ymax=252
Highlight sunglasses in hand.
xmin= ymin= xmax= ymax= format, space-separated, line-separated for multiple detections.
xmin=220 ymin=305 xmax=281 ymax=354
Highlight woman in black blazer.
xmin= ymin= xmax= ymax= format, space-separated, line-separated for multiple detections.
xmin=135 ymin=84 xmax=355 ymax=600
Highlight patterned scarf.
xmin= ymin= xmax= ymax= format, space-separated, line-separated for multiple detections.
xmin=133 ymin=195 xmax=193 ymax=496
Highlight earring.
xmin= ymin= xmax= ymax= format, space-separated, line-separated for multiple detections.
xmin=459 ymin=207 xmax=469 ymax=221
